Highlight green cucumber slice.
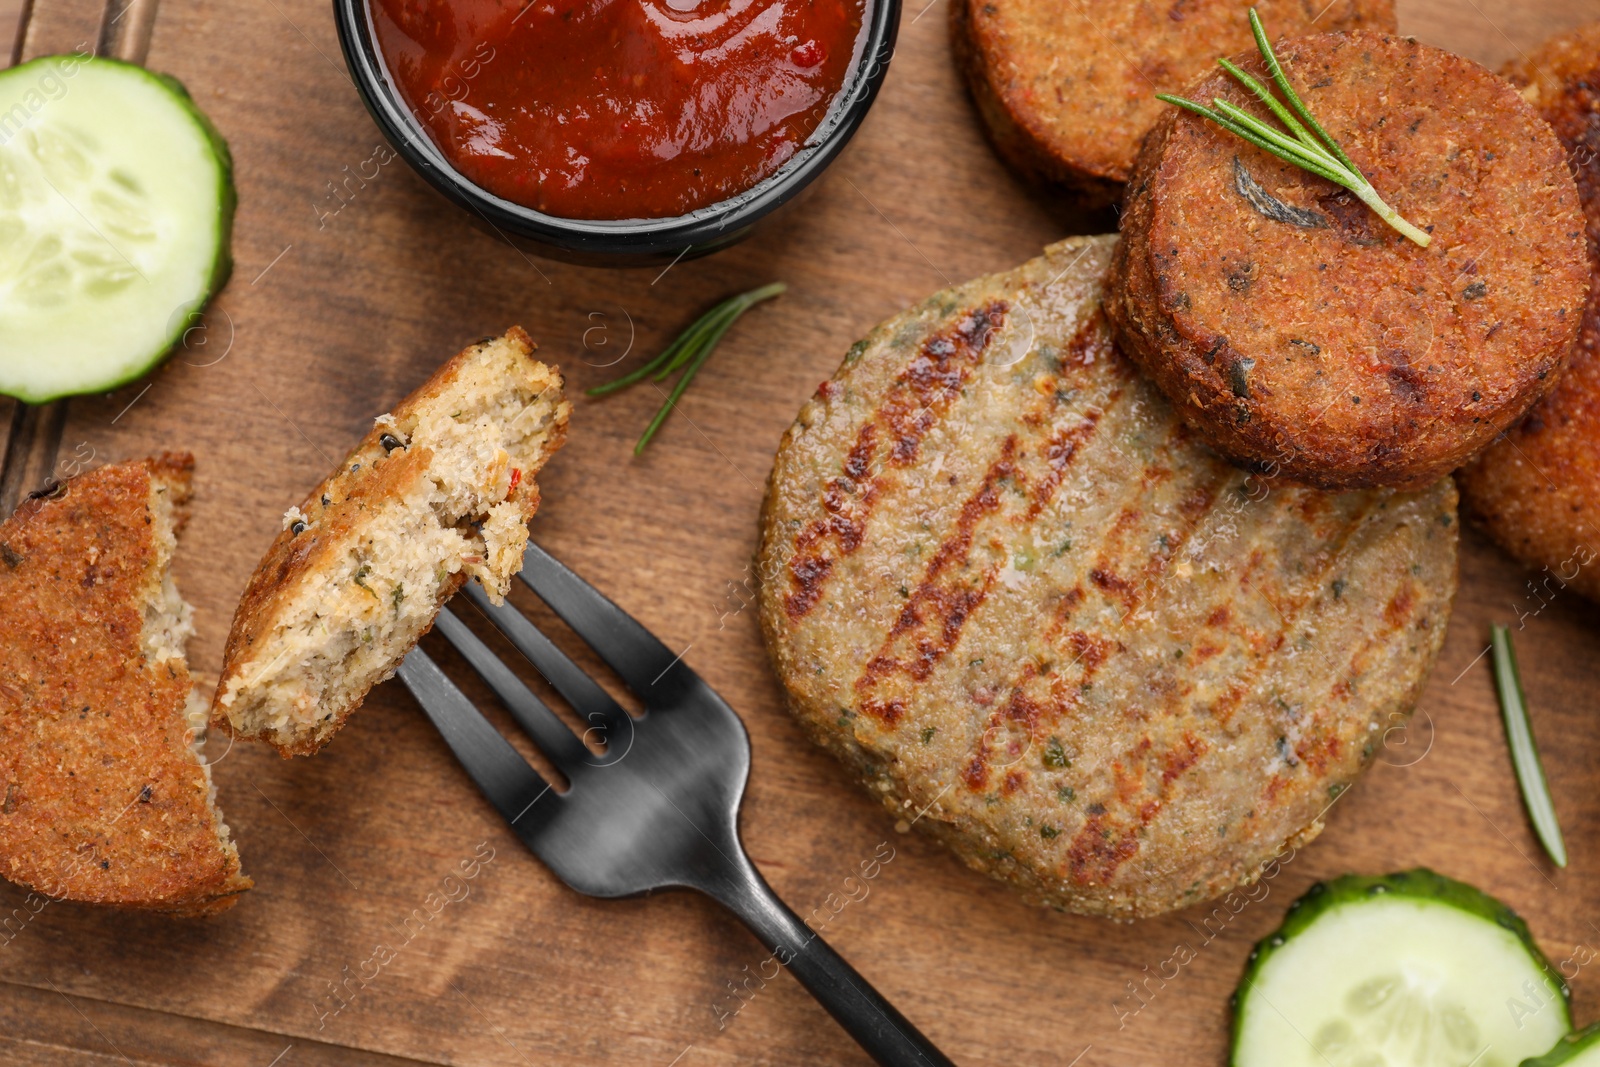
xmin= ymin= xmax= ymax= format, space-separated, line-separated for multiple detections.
xmin=1233 ymin=869 xmax=1569 ymax=1067
xmin=1525 ymin=1024 xmax=1600 ymax=1067
xmin=0 ymin=55 xmax=234 ymax=403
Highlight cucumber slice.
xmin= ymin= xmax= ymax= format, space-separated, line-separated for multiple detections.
xmin=0 ymin=55 xmax=233 ymax=403
xmin=1233 ymin=869 xmax=1569 ymax=1067
xmin=1525 ymin=1024 xmax=1600 ymax=1067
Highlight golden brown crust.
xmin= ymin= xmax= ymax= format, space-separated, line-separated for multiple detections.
xmin=951 ymin=0 xmax=1395 ymax=202
xmin=1107 ymin=30 xmax=1589 ymax=490
xmin=0 ymin=456 xmax=250 ymax=914
xmin=214 ymin=327 xmax=568 ymax=756
xmin=1458 ymin=23 xmax=1600 ymax=601
xmin=948 ymin=0 xmax=1119 ymax=206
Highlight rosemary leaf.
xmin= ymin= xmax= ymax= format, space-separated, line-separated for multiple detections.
xmin=637 ymin=306 xmax=749 ymax=448
xmin=1155 ymin=93 xmax=1229 ymax=125
xmin=588 ymin=281 xmax=786 ymax=454
xmin=1217 ymin=57 xmax=1314 ymax=146
xmin=1491 ymin=624 xmax=1567 ymax=868
xmin=1158 ymin=6 xmax=1431 ymax=247
xmin=1157 ymin=95 xmax=1342 ymax=184
xmin=587 ymin=301 xmax=724 ymax=396
xmin=659 ymin=300 xmax=743 ymax=379
xmin=1247 ymin=8 xmax=1360 ymax=177
xmin=634 ymin=326 xmax=720 ymax=455
xmin=1210 ymin=99 xmax=1345 ymax=178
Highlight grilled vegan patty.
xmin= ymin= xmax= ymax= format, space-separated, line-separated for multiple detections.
xmin=1459 ymin=22 xmax=1600 ymax=602
xmin=951 ymin=0 xmax=1394 ymax=203
xmin=0 ymin=455 xmax=250 ymax=914
xmin=758 ymin=236 xmax=1458 ymax=918
xmin=1107 ymin=30 xmax=1588 ymax=490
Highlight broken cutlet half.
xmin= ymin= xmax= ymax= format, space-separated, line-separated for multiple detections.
xmin=213 ymin=327 xmax=571 ymax=757
xmin=0 ymin=454 xmax=250 ymax=915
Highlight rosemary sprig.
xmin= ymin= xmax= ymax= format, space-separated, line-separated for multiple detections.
xmin=588 ymin=282 xmax=785 ymax=455
xmin=1157 ymin=8 xmax=1431 ymax=248
xmin=1491 ymin=624 xmax=1567 ymax=868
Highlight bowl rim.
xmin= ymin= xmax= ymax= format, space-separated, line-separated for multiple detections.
xmin=332 ymin=0 xmax=903 ymax=258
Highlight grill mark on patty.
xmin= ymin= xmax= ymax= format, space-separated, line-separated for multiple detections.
xmin=1204 ymin=517 xmax=1366 ymax=732
xmin=1067 ymin=809 xmax=1141 ymax=885
xmin=964 ymin=668 xmax=1050 ymax=792
xmin=1061 ymin=730 xmax=1211 ymax=887
xmin=858 ymin=364 xmax=1125 ymax=732
xmin=890 ymin=302 xmax=1009 ymax=462
xmin=1235 ymin=493 xmax=1381 ymax=668
xmin=1160 ymin=491 xmax=1388 ymax=802
xmin=1090 ymin=561 xmax=1139 ymax=606
xmin=1026 ymin=404 xmax=1112 ymax=521
xmin=1042 ymin=417 xmax=1223 ymax=657
xmin=783 ymin=303 xmax=1008 ymax=620
xmin=965 ymin=397 xmax=1225 ymax=800
xmin=1043 ymin=470 xmax=1230 ymax=874
xmin=1162 ymin=732 xmax=1207 ymax=785
xmin=1383 ymin=583 xmax=1416 ymax=628
xmin=784 ymin=433 xmax=881 ymax=619
xmin=1021 ymin=315 xmax=1129 ymax=521
xmin=1071 ymin=402 xmax=1235 ymax=628
xmin=1337 ymin=575 xmax=1427 ymax=694
xmin=1278 ymin=523 xmax=1434 ymax=785
xmin=784 ymin=555 xmax=834 ymax=620
xmin=969 ymin=456 xmax=1260 ymax=882
xmin=961 ymin=752 xmax=988 ymax=791
xmin=857 ymin=439 xmax=1020 ymax=724
xmin=794 ymin=427 xmax=880 ymax=558
xmin=852 ymin=315 xmax=1128 ymax=727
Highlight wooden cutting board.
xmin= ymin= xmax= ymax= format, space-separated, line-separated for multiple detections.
xmin=2 ymin=1 xmax=1599 ymax=1064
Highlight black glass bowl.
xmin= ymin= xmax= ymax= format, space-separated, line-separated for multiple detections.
xmin=332 ymin=0 xmax=902 ymax=267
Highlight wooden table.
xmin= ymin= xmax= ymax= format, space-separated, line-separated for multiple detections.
xmin=3 ymin=0 xmax=1599 ymax=1063
xmin=1 ymin=3 xmax=20 ymax=57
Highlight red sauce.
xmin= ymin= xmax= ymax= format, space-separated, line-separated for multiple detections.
xmin=370 ymin=0 xmax=867 ymax=220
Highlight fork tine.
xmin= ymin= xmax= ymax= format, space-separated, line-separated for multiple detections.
xmin=432 ymin=606 xmax=593 ymax=773
xmin=460 ymin=582 xmax=632 ymax=748
xmin=396 ymin=647 xmax=555 ymax=828
xmin=516 ymin=542 xmax=689 ymax=700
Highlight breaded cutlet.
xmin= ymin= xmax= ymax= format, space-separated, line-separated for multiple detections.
xmin=0 ymin=454 xmax=251 ymax=915
xmin=212 ymin=328 xmax=570 ymax=756
xmin=1459 ymin=22 xmax=1600 ymax=602
xmin=951 ymin=0 xmax=1394 ymax=202
xmin=1106 ymin=31 xmax=1587 ymax=490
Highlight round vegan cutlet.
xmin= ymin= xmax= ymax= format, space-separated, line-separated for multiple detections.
xmin=758 ymin=236 xmax=1458 ymax=919
xmin=1106 ymin=30 xmax=1590 ymax=491
xmin=1458 ymin=23 xmax=1600 ymax=602
xmin=950 ymin=0 xmax=1395 ymax=203
xmin=0 ymin=456 xmax=250 ymax=914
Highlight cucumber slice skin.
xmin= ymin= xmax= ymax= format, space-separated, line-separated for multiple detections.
xmin=1524 ymin=1023 xmax=1600 ymax=1067
xmin=118 ymin=61 xmax=237 ymax=394
xmin=145 ymin=62 xmax=236 ymax=301
xmin=0 ymin=56 xmax=235 ymax=404
xmin=1231 ymin=868 xmax=1570 ymax=1067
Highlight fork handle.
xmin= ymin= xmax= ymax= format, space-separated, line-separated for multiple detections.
xmin=703 ymin=856 xmax=957 ymax=1067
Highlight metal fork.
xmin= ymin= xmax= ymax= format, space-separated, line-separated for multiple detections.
xmin=395 ymin=542 xmax=955 ymax=1067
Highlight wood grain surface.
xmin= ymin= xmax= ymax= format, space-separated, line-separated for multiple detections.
xmin=0 ymin=3 xmax=19 ymax=60
xmin=3 ymin=0 xmax=1599 ymax=1064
